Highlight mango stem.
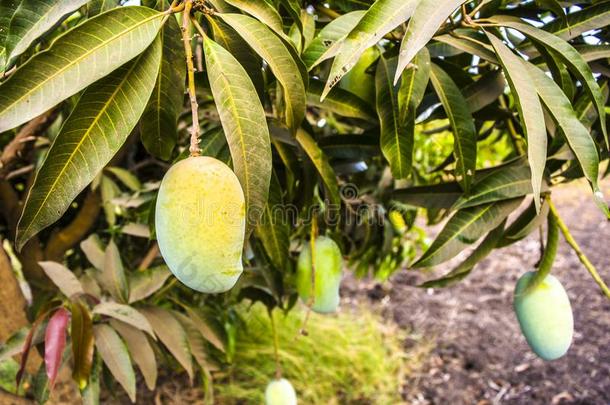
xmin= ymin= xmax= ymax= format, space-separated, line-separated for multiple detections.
xmin=180 ymin=0 xmax=201 ymax=157
xmin=269 ymin=309 xmax=282 ymax=379
xmin=548 ymin=199 xmax=610 ymax=300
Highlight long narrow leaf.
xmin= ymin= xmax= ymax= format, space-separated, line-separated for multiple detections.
xmin=203 ymin=34 xmax=272 ymax=232
xmin=487 ymin=33 xmax=547 ymax=211
xmin=16 ymin=37 xmax=162 ymax=250
xmin=0 ymin=6 xmax=164 ymax=132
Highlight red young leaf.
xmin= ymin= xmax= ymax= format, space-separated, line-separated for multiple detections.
xmin=45 ymin=308 xmax=70 ymax=389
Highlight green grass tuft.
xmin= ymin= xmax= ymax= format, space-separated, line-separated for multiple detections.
xmin=214 ymin=303 xmax=430 ymax=405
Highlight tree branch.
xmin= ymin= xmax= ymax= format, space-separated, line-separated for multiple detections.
xmin=0 ymin=110 xmax=56 ymax=179
xmin=44 ymin=191 xmax=101 ymax=261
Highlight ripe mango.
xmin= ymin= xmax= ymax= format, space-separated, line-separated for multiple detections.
xmin=296 ymin=236 xmax=343 ymax=313
xmin=265 ymin=378 xmax=297 ymax=405
xmin=155 ymin=156 xmax=245 ymax=293
xmin=513 ymin=272 xmax=573 ymax=360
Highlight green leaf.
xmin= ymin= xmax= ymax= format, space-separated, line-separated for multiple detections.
xmin=525 ymin=209 xmax=559 ymax=291
xmin=105 ymin=167 xmax=142 ymax=192
xmin=203 ymin=34 xmax=272 ymax=232
xmin=140 ymin=307 xmax=193 ymax=379
xmin=542 ymin=1 xmax=610 ymax=41
xmin=486 ymin=33 xmax=547 ymax=211
xmin=93 ymin=324 xmax=136 ymax=402
xmin=376 ymin=55 xmax=412 ymax=179
xmin=397 ymin=48 xmax=430 ymax=123
xmin=184 ymin=307 xmax=226 ymax=353
xmin=92 ymin=303 xmax=155 ymax=338
xmin=80 ymin=235 xmax=105 ymax=270
xmin=295 ymin=129 xmax=341 ymax=206
xmin=101 ymin=240 xmax=129 ymax=303
xmin=392 ymin=182 xmax=462 ymax=210
xmin=0 ymin=2 xmax=15 ymax=70
xmin=225 ymin=0 xmax=287 ymax=40
xmin=525 ymin=62 xmax=609 ymax=218
xmin=302 ymin=10 xmax=365 ymax=70
xmin=419 ymin=219 xmax=506 ymax=288
xmin=461 ymin=70 xmax=505 ymax=113
xmin=81 ymin=352 xmax=101 ymax=405
xmin=84 ymin=0 xmax=120 ymax=17
xmin=39 ymin=261 xmax=85 ymax=298
xmin=433 ymin=31 xmax=498 ymax=63
xmin=141 ymin=16 xmax=186 ymax=161
xmin=0 ymin=6 xmax=165 ymax=132
xmin=255 ymin=172 xmax=290 ymax=271
xmin=207 ymin=16 xmax=264 ymax=97
xmin=394 ymin=0 xmax=466 ymax=83
xmin=429 ymin=63 xmax=477 ymax=192
xmin=413 ymin=198 xmax=522 ymax=268
xmin=534 ymin=0 xmax=568 ymax=29
xmin=2 ymin=0 xmax=89 ymax=67
xmin=71 ymin=300 xmax=94 ymax=390
xmin=128 ymin=266 xmax=171 ymax=303
xmin=575 ymin=44 xmax=610 ymax=63
xmin=489 ymin=15 xmax=608 ymax=147
xmin=15 ymin=36 xmax=162 ymax=249
xmin=498 ymin=198 xmax=549 ymax=247
xmin=110 ymin=320 xmax=157 ymax=391
xmin=219 ymin=13 xmax=306 ymax=132
xmin=452 ymin=164 xmax=533 ymax=210
xmin=307 ymin=79 xmax=375 ymax=120
xmin=321 ymin=0 xmax=418 ymax=99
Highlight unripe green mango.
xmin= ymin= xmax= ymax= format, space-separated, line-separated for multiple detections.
xmin=265 ymin=378 xmax=297 ymax=405
xmin=296 ymin=236 xmax=343 ymax=313
xmin=155 ymin=156 xmax=245 ymax=293
xmin=513 ymin=272 xmax=573 ymax=360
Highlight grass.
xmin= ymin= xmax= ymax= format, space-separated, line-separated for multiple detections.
xmin=214 ymin=303 xmax=431 ymax=405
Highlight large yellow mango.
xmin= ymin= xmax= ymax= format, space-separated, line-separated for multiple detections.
xmin=265 ymin=378 xmax=297 ymax=405
xmin=155 ymin=156 xmax=245 ymax=293
xmin=296 ymin=236 xmax=343 ymax=313
xmin=513 ymin=272 xmax=573 ymax=360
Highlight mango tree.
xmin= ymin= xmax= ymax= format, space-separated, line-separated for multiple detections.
xmin=0 ymin=0 xmax=609 ymax=403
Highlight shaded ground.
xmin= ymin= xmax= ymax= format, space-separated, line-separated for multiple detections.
xmin=344 ymin=179 xmax=610 ymax=404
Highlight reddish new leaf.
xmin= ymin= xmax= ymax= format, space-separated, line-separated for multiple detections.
xmin=45 ymin=308 xmax=70 ymax=389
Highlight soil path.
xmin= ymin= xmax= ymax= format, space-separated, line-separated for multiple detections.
xmin=346 ymin=179 xmax=610 ymax=404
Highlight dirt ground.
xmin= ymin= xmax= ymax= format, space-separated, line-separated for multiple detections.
xmin=344 ymin=178 xmax=610 ymax=405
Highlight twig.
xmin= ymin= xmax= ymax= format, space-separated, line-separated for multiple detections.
xmin=548 ymin=199 xmax=610 ymax=299
xmin=5 ymin=164 xmax=34 ymax=180
xmin=138 ymin=243 xmax=159 ymax=270
xmin=181 ymin=0 xmax=201 ymax=157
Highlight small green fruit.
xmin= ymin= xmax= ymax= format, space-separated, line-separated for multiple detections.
xmin=513 ymin=272 xmax=573 ymax=360
xmin=155 ymin=156 xmax=245 ymax=293
xmin=296 ymin=236 xmax=343 ymax=313
xmin=265 ymin=378 xmax=297 ymax=405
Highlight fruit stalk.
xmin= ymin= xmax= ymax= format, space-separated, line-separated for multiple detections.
xmin=180 ymin=0 xmax=201 ymax=157
xmin=548 ymin=199 xmax=610 ymax=299
xmin=269 ymin=309 xmax=282 ymax=379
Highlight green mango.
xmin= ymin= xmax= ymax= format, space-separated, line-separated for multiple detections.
xmin=155 ymin=156 xmax=245 ymax=293
xmin=296 ymin=236 xmax=343 ymax=313
xmin=265 ymin=378 xmax=297 ymax=405
xmin=339 ymin=46 xmax=379 ymax=104
xmin=513 ymin=272 xmax=573 ymax=360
